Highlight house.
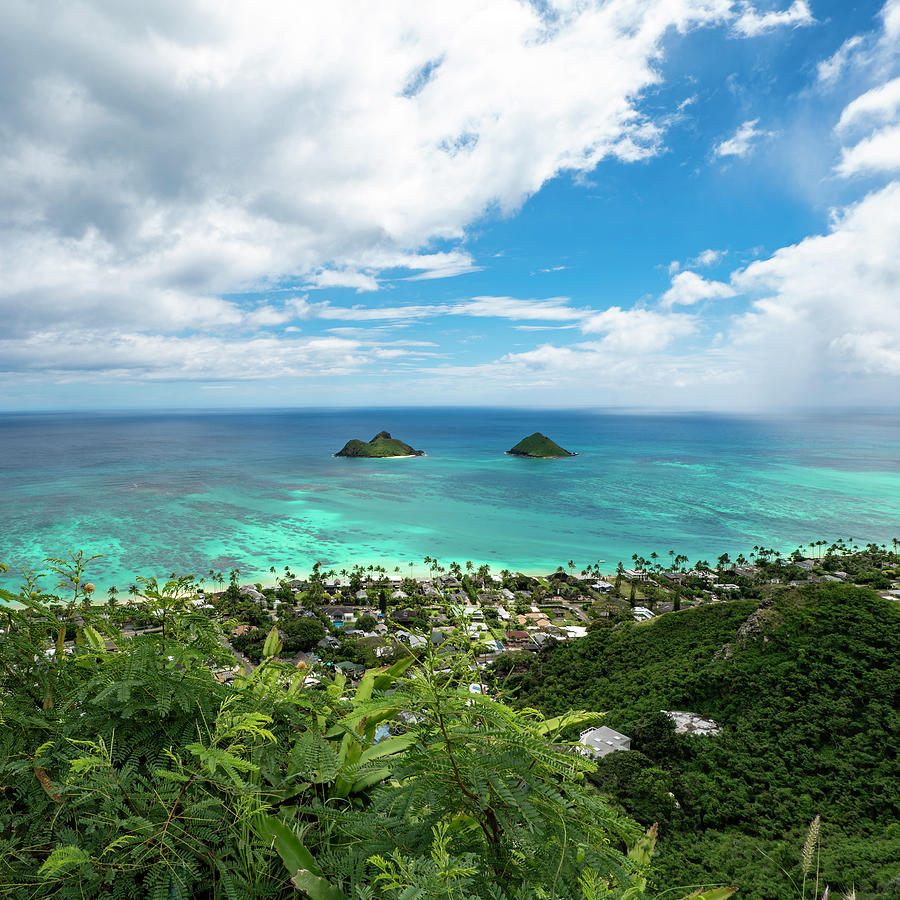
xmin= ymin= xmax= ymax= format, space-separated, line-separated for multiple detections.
xmin=578 ymin=726 xmax=631 ymax=758
xmin=391 ymin=590 xmax=409 ymax=600
xmin=529 ymin=632 xmax=556 ymax=650
xmin=625 ymin=569 xmax=650 ymax=581
xmin=390 ymin=608 xmax=416 ymax=626
xmin=321 ymin=605 xmax=355 ymax=620
xmin=354 ymin=589 xmax=369 ymax=601
xmin=632 ymin=606 xmax=654 ymax=621
xmin=395 ymin=630 xmax=427 ymax=649
xmin=500 ymin=588 xmax=515 ymax=601
xmin=562 ymin=625 xmax=588 ymax=639
xmin=592 ymin=580 xmax=614 ymax=593
xmin=505 ymin=630 xmax=531 ymax=647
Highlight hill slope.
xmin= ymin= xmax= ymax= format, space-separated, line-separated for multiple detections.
xmin=510 ymin=584 xmax=900 ymax=898
xmin=334 ymin=430 xmax=424 ymax=457
xmin=507 ymin=432 xmax=574 ymax=457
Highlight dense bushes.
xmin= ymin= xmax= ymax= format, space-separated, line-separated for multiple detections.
xmin=513 ymin=584 xmax=900 ymax=898
xmin=0 ymin=588 xmax=650 ymax=899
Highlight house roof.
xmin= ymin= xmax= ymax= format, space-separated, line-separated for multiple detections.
xmin=578 ymin=726 xmax=631 ymax=758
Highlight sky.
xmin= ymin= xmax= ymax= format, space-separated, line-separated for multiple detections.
xmin=1 ymin=0 xmax=898 ymax=411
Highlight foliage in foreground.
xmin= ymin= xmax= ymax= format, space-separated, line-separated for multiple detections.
xmin=0 ymin=578 xmax=679 ymax=900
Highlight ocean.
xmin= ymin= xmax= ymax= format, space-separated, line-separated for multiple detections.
xmin=1 ymin=407 xmax=899 ymax=596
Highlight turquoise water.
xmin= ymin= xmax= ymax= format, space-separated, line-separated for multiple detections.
xmin=1 ymin=408 xmax=899 ymax=596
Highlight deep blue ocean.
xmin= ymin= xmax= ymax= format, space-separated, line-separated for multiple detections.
xmin=1 ymin=407 xmax=899 ymax=595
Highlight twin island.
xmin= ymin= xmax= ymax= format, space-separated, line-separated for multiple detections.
xmin=334 ymin=430 xmax=575 ymax=459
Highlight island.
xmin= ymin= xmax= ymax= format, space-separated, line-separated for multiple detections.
xmin=334 ymin=430 xmax=425 ymax=458
xmin=506 ymin=432 xmax=576 ymax=458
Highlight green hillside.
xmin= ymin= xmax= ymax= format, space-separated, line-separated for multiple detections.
xmin=334 ymin=430 xmax=424 ymax=457
xmin=509 ymin=584 xmax=900 ymax=898
xmin=507 ymin=432 xmax=574 ymax=457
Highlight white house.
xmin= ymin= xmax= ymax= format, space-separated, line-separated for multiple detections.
xmin=578 ymin=726 xmax=631 ymax=758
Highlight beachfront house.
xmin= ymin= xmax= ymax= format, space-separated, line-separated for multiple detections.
xmin=578 ymin=726 xmax=631 ymax=759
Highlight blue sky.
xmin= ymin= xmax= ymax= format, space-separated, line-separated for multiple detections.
xmin=1 ymin=0 xmax=898 ymax=410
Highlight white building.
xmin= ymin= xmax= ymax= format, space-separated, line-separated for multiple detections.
xmin=578 ymin=726 xmax=631 ymax=758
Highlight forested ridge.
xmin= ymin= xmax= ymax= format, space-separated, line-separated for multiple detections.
xmin=509 ymin=583 xmax=900 ymax=898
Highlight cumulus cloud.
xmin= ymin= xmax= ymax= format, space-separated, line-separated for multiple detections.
xmin=835 ymin=78 xmax=900 ymax=177
xmin=580 ymin=306 xmax=697 ymax=351
xmin=837 ymin=77 xmax=900 ymax=133
xmin=727 ymin=181 xmax=900 ymax=399
xmin=731 ymin=0 xmax=815 ymax=38
xmin=420 ymin=181 xmax=900 ymax=407
xmin=661 ymin=271 xmax=736 ymax=306
xmin=0 ymin=0 xmax=748 ymax=357
xmin=714 ymin=119 xmax=771 ymax=158
xmin=836 ymin=124 xmax=900 ymax=177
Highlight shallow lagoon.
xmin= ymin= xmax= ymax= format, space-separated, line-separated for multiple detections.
xmin=2 ymin=407 xmax=899 ymax=594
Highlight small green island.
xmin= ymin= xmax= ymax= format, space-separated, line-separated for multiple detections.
xmin=334 ymin=430 xmax=425 ymax=458
xmin=507 ymin=432 xmax=576 ymax=458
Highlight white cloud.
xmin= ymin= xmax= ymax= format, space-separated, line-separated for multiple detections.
xmin=835 ymin=77 xmax=900 ymax=177
xmin=690 ymin=248 xmax=727 ymax=267
xmin=816 ymin=0 xmax=899 ymax=86
xmin=580 ymin=306 xmax=697 ymax=351
xmin=836 ymin=123 xmax=900 ymax=177
xmin=714 ymin=119 xmax=769 ymax=158
xmin=727 ymin=181 xmax=900 ymax=399
xmin=0 ymin=0 xmax=747 ymax=348
xmin=453 ymin=296 xmax=583 ymax=321
xmin=0 ymin=332 xmax=376 ymax=381
xmin=731 ymin=1 xmax=815 ymax=38
xmin=304 ymin=270 xmax=380 ymax=292
xmin=817 ymin=35 xmax=865 ymax=85
xmin=661 ymin=271 xmax=736 ymax=306
xmin=837 ymin=77 xmax=900 ymax=134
